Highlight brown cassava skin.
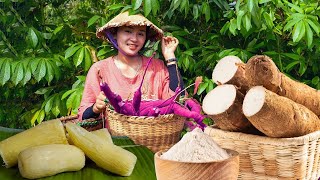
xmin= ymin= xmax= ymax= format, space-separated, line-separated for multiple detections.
xmin=246 ymin=55 xmax=320 ymax=117
xmin=220 ymin=61 xmax=250 ymax=94
xmin=208 ymin=89 xmax=256 ymax=133
xmin=246 ymin=88 xmax=320 ymax=138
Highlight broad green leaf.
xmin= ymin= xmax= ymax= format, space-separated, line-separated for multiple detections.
xmin=312 ymin=76 xmax=319 ymax=85
xmin=229 ymin=19 xmax=237 ymax=35
xmin=292 ymin=21 xmax=305 ymax=42
xmin=304 ymin=21 xmax=313 ymax=48
xmin=144 ymin=0 xmax=152 ymax=17
xmin=197 ymin=82 xmax=208 ymax=95
xmin=151 ymin=0 xmax=159 ymax=16
xmin=62 ymin=89 xmax=76 ymax=100
xmin=305 ymin=19 xmax=319 ymax=35
xmin=259 ymin=0 xmax=272 ymax=3
xmin=298 ymin=62 xmax=307 ymax=76
xmin=30 ymin=110 xmax=40 ymax=125
xmin=84 ymin=48 xmax=92 ymax=72
xmin=284 ymin=19 xmax=301 ymax=31
xmin=0 ymin=58 xmax=11 ymax=85
xmin=53 ymin=25 xmax=64 ymax=35
xmin=244 ymin=14 xmax=252 ymax=31
xmin=50 ymin=60 xmax=61 ymax=81
xmin=27 ymin=28 xmax=38 ymax=48
xmin=287 ymin=2 xmax=304 ymax=14
xmin=237 ymin=10 xmax=245 ymax=30
xmin=193 ymin=5 xmax=199 ymax=20
xmin=11 ymin=62 xmax=24 ymax=86
xmin=65 ymin=45 xmax=82 ymax=59
xmin=248 ymin=0 xmax=254 ymax=13
xmin=133 ymin=0 xmax=143 ymax=10
xmin=108 ymin=4 xmax=125 ymax=10
xmin=37 ymin=110 xmax=45 ymax=124
xmin=73 ymin=47 xmax=85 ymax=67
xmin=21 ymin=59 xmax=31 ymax=85
xmin=66 ymin=91 xmax=81 ymax=110
xmin=282 ymin=53 xmax=303 ymax=61
xmin=33 ymin=59 xmax=46 ymax=82
xmin=285 ymin=61 xmax=300 ymax=71
xmin=30 ymin=58 xmax=41 ymax=73
xmin=263 ymin=12 xmax=273 ymax=29
xmin=45 ymin=60 xmax=54 ymax=83
xmin=52 ymin=95 xmax=62 ymax=117
xmin=35 ymin=87 xmax=53 ymax=95
xmin=87 ymin=15 xmax=101 ymax=27
xmin=203 ymin=3 xmax=210 ymax=22
xmin=206 ymin=80 xmax=214 ymax=93
xmin=44 ymin=95 xmax=54 ymax=113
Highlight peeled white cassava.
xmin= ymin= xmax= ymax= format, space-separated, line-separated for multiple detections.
xmin=66 ymin=122 xmax=137 ymax=176
xmin=0 ymin=120 xmax=68 ymax=168
xmin=18 ymin=144 xmax=85 ymax=179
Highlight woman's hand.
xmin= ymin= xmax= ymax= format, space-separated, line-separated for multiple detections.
xmin=93 ymin=91 xmax=107 ymax=114
xmin=161 ymin=36 xmax=179 ymax=60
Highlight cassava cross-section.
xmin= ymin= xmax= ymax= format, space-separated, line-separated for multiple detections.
xmin=245 ymin=55 xmax=320 ymax=117
xmin=243 ymin=86 xmax=320 ymax=138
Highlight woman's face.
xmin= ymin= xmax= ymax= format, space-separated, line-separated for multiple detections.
xmin=116 ymin=26 xmax=147 ymax=56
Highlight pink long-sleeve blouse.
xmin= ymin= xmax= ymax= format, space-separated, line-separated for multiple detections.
xmin=77 ymin=56 xmax=175 ymax=120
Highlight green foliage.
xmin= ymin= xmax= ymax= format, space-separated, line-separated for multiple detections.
xmin=1 ymin=0 xmax=320 ymax=128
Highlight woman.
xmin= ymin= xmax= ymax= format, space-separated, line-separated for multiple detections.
xmin=78 ymin=11 xmax=184 ymax=120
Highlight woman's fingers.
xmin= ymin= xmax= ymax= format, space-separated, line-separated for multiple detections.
xmin=93 ymin=91 xmax=107 ymax=113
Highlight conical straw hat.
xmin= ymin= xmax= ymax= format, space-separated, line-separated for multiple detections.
xmin=96 ymin=11 xmax=163 ymax=42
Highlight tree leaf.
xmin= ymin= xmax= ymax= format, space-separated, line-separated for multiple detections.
xmin=151 ymin=0 xmax=160 ymax=16
xmin=44 ymin=95 xmax=54 ymax=113
xmin=193 ymin=4 xmax=199 ymax=20
xmin=84 ymin=48 xmax=92 ymax=72
xmin=27 ymin=28 xmax=38 ymax=48
xmin=237 ymin=10 xmax=245 ymax=30
xmin=33 ymin=59 xmax=46 ymax=82
xmin=197 ymin=82 xmax=208 ymax=95
xmin=12 ymin=62 xmax=24 ymax=86
xmin=65 ymin=45 xmax=81 ymax=59
xmin=30 ymin=110 xmax=40 ymax=125
xmin=248 ymin=0 xmax=254 ymax=13
xmin=284 ymin=18 xmax=301 ymax=31
xmin=144 ymin=0 xmax=152 ymax=17
xmin=73 ymin=47 xmax=85 ymax=67
xmin=108 ymin=4 xmax=125 ymax=10
xmin=304 ymin=21 xmax=313 ymax=48
xmin=45 ymin=60 xmax=54 ymax=84
xmin=305 ymin=18 xmax=319 ymax=35
xmin=292 ymin=21 xmax=304 ymax=42
xmin=287 ymin=2 xmax=304 ymax=14
xmin=133 ymin=0 xmax=142 ymax=10
xmin=0 ymin=58 xmax=11 ymax=86
xmin=87 ymin=15 xmax=100 ymax=27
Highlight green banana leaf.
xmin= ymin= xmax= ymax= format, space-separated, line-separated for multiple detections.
xmin=0 ymin=127 xmax=157 ymax=180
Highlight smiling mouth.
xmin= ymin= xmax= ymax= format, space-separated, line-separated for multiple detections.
xmin=128 ymin=44 xmax=138 ymax=50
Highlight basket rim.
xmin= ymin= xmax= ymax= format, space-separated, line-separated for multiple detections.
xmin=205 ymin=126 xmax=320 ymax=146
xmin=107 ymin=109 xmax=186 ymax=124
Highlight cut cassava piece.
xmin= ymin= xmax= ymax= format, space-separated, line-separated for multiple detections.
xmin=65 ymin=122 xmax=137 ymax=176
xmin=245 ymin=55 xmax=320 ymax=116
xmin=18 ymin=144 xmax=85 ymax=179
xmin=67 ymin=128 xmax=113 ymax=145
xmin=91 ymin=128 xmax=113 ymax=144
xmin=202 ymin=84 xmax=254 ymax=132
xmin=243 ymin=86 xmax=320 ymax=138
xmin=0 ymin=120 xmax=68 ymax=168
xmin=212 ymin=55 xmax=249 ymax=93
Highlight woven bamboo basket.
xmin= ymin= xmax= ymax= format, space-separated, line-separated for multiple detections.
xmin=204 ymin=126 xmax=320 ymax=180
xmin=57 ymin=115 xmax=103 ymax=131
xmin=106 ymin=109 xmax=186 ymax=153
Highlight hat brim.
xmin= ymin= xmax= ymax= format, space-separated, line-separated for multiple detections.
xmin=96 ymin=11 xmax=163 ymax=42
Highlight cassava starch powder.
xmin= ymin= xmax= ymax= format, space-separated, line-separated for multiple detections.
xmin=160 ymin=128 xmax=230 ymax=162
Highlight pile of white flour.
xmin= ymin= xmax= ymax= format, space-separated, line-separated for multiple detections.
xmin=160 ymin=128 xmax=230 ymax=162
